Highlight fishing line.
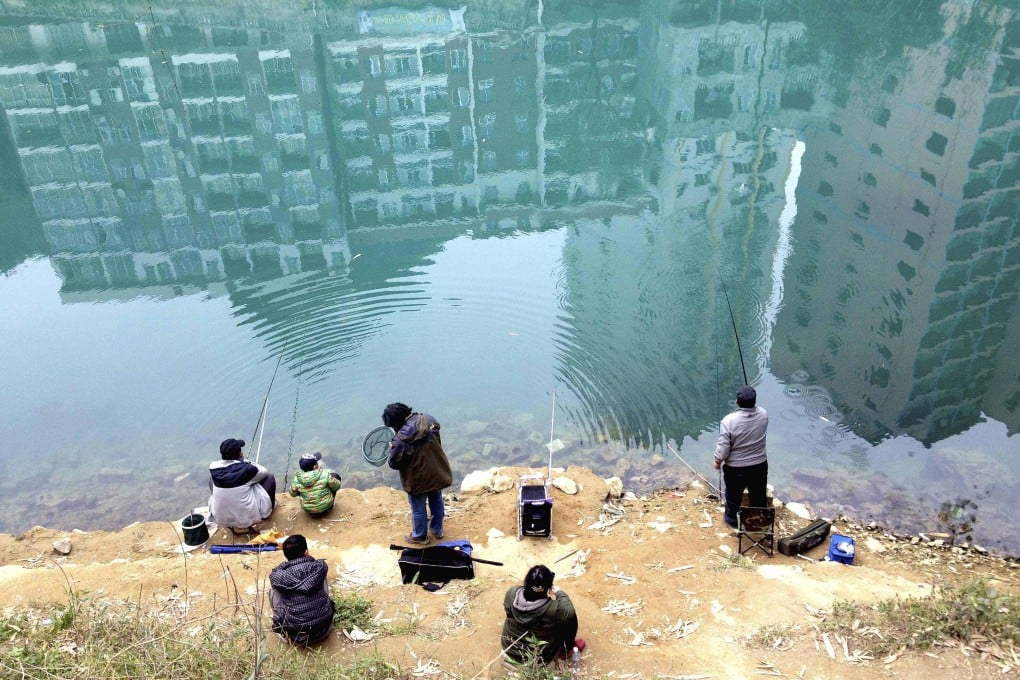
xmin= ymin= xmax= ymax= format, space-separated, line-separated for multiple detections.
xmin=546 ymin=389 xmax=557 ymax=480
xmin=283 ymin=369 xmax=302 ymax=486
xmin=250 ymin=354 xmax=284 ymax=458
xmin=666 ymin=441 xmax=720 ymax=497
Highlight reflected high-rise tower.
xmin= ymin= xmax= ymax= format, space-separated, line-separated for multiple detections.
xmin=0 ymin=17 xmax=345 ymax=291
xmin=547 ymin=1 xmax=824 ymax=444
xmin=771 ymin=2 xmax=1020 ymax=443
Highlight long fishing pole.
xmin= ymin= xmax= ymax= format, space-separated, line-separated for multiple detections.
xmin=254 ymin=396 xmax=269 ymax=464
xmin=250 ymin=355 xmax=284 ymax=463
xmin=719 ymin=279 xmax=749 ymax=386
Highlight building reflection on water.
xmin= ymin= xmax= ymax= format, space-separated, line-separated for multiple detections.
xmin=0 ymin=0 xmax=1017 ymax=453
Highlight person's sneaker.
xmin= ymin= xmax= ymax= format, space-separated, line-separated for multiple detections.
xmin=404 ymin=534 xmax=430 ymax=545
xmin=432 ymin=531 xmax=444 ymax=540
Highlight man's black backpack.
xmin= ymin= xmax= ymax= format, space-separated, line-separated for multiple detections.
xmin=778 ymin=518 xmax=831 ymax=556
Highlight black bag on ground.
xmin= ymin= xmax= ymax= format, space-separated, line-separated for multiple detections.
xmin=394 ymin=541 xmax=476 ymax=585
xmin=778 ymin=518 xmax=832 ymax=556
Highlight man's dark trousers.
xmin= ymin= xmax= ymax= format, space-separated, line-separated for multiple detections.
xmin=722 ymin=461 xmax=768 ymax=528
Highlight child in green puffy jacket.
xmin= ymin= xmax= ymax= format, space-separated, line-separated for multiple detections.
xmin=288 ymin=452 xmax=342 ymax=516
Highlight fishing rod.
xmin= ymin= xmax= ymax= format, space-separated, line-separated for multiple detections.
xmin=719 ymin=278 xmax=749 ymax=386
xmin=251 ymin=354 xmax=284 ymax=464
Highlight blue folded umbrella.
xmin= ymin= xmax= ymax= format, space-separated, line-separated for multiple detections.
xmin=209 ymin=544 xmax=279 ymax=554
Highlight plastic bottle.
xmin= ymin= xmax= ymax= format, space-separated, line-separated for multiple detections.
xmin=571 ymin=645 xmax=580 ymax=672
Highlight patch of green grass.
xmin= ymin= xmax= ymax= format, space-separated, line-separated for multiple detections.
xmin=0 ymin=591 xmax=404 ymax=679
xmin=503 ymin=638 xmax=561 ymax=680
xmin=824 ymin=579 xmax=1020 ymax=655
xmin=331 ymin=591 xmax=375 ymax=631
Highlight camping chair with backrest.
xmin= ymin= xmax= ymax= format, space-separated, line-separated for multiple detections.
xmin=737 ymin=506 xmax=775 ymax=557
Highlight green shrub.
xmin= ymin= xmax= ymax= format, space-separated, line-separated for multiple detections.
xmin=332 ymin=591 xmax=375 ymax=631
xmin=826 ymin=579 xmax=1020 ymax=655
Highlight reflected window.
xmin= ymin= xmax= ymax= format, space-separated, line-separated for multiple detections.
xmin=370 ymin=93 xmax=388 ymax=117
xmin=424 ymin=86 xmax=447 ymax=114
xmin=134 ymin=105 xmax=167 ymax=141
xmin=142 ymin=142 xmax=172 ymax=178
xmin=386 ymin=54 xmax=416 ymax=76
xmin=263 ymin=57 xmax=295 ymax=92
xmin=514 ymin=113 xmax=529 ymax=134
xmin=58 ymin=108 xmax=96 ymax=144
xmin=391 ymin=90 xmax=419 ymax=115
xmin=77 ymin=147 xmax=110 ymax=181
xmin=449 ymin=49 xmax=467 ymax=71
xmin=477 ymin=78 xmax=494 ymax=103
xmin=367 ymin=54 xmax=383 ymax=78
xmin=122 ymin=65 xmax=153 ymax=102
xmin=279 ymin=135 xmax=308 ymax=171
xmin=177 ymin=62 xmax=211 ymax=97
xmin=422 ymin=46 xmax=446 ymax=75
xmin=926 ymin=132 xmax=948 ymax=156
xmin=271 ymin=97 xmax=304 ymax=134
xmin=481 ymin=150 xmax=496 ymax=171
xmin=196 ymin=138 xmax=229 ymax=174
xmin=186 ymin=101 xmax=220 ymax=136
xmin=284 ymin=171 xmax=315 ymax=205
xmin=212 ymin=61 xmax=244 ymax=95
xmin=479 ymin=112 xmax=496 ymax=138
xmin=515 ymin=148 xmax=530 ymax=168
xmin=514 ymin=75 xmax=528 ymax=95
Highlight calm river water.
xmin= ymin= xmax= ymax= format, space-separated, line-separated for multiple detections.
xmin=0 ymin=0 xmax=1018 ymax=554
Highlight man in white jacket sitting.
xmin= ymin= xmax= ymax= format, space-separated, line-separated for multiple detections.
xmin=208 ymin=438 xmax=277 ymax=531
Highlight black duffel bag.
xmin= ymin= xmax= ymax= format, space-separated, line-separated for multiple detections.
xmin=778 ymin=518 xmax=832 ymax=556
xmin=391 ymin=540 xmax=502 ymax=589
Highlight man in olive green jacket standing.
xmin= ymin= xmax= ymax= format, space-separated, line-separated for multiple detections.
xmin=383 ymin=402 xmax=453 ymax=544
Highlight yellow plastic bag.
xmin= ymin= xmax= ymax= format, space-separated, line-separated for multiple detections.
xmin=249 ymin=527 xmax=283 ymax=545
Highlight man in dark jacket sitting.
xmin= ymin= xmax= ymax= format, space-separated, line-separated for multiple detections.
xmin=269 ymin=534 xmax=335 ymax=645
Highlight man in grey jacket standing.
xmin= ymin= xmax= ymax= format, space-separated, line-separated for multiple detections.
xmin=714 ymin=385 xmax=769 ymax=529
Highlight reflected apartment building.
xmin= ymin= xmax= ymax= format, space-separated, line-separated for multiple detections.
xmin=549 ymin=8 xmax=822 ymax=444
xmin=0 ymin=11 xmax=650 ymax=288
xmin=771 ymin=4 xmax=1020 ymax=442
xmin=327 ymin=14 xmax=646 ymax=242
xmin=0 ymin=18 xmax=345 ymax=293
